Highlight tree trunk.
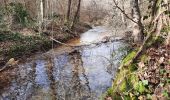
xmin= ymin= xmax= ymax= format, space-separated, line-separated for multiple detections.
xmin=164 ymin=0 xmax=170 ymax=45
xmin=71 ymin=0 xmax=81 ymax=30
xmin=38 ymin=0 xmax=44 ymax=34
xmin=67 ymin=0 xmax=72 ymax=21
xmin=166 ymin=31 xmax=170 ymax=45
xmin=132 ymin=0 xmax=144 ymax=43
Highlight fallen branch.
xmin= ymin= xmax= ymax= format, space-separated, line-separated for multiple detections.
xmin=50 ymin=36 xmax=124 ymax=48
xmin=50 ymin=37 xmax=75 ymax=47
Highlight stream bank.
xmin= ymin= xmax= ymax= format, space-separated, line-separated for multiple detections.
xmin=0 ymin=22 xmax=91 ymax=67
xmin=105 ymin=39 xmax=170 ymax=100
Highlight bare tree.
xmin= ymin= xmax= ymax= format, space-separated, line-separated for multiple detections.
xmin=113 ymin=0 xmax=144 ymax=43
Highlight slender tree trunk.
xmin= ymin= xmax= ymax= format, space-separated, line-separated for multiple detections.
xmin=121 ymin=0 xmax=125 ymax=23
xmin=164 ymin=0 xmax=170 ymax=45
xmin=3 ymin=0 xmax=8 ymax=12
xmin=43 ymin=0 xmax=46 ymax=18
xmin=71 ymin=0 xmax=81 ymax=30
xmin=132 ymin=0 xmax=144 ymax=43
xmin=38 ymin=0 xmax=44 ymax=34
xmin=67 ymin=0 xmax=72 ymax=21
xmin=166 ymin=29 xmax=170 ymax=45
xmin=150 ymin=0 xmax=162 ymax=25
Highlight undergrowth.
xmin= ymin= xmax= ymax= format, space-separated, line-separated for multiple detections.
xmin=105 ymin=34 xmax=169 ymax=99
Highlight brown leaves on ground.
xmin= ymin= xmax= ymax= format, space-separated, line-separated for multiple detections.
xmin=0 ymin=58 xmax=18 ymax=92
xmin=0 ymin=66 xmax=17 ymax=91
xmin=105 ymin=96 xmax=113 ymax=100
xmin=138 ymin=44 xmax=170 ymax=99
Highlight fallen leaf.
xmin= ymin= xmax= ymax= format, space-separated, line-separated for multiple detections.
xmin=138 ymin=62 xmax=145 ymax=68
xmin=159 ymin=57 xmax=164 ymax=64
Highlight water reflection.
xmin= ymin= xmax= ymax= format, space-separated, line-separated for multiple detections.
xmin=46 ymin=58 xmax=57 ymax=100
xmin=0 ymin=27 xmax=128 ymax=100
xmin=69 ymin=50 xmax=91 ymax=100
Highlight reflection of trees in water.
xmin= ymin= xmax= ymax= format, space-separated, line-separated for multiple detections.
xmin=30 ymin=61 xmax=36 ymax=99
xmin=45 ymin=57 xmax=57 ymax=100
xmin=69 ymin=50 xmax=91 ymax=100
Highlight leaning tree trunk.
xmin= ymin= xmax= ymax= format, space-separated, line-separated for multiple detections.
xmin=132 ymin=0 xmax=144 ymax=43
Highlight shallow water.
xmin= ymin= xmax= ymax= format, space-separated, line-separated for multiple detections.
xmin=0 ymin=26 xmax=128 ymax=100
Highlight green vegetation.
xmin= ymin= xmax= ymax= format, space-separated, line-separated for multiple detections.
xmin=120 ymin=50 xmax=137 ymax=67
xmin=10 ymin=2 xmax=34 ymax=27
xmin=0 ymin=32 xmax=52 ymax=59
xmin=106 ymin=34 xmax=170 ymax=99
xmin=0 ymin=1 xmax=90 ymax=62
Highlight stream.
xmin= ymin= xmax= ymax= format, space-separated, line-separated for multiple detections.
xmin=0 ymin=26 xmax=128 ymax=100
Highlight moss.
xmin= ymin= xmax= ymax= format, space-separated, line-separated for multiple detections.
xmin=120 ymin=51 xmax=137 ymax=67
xmin=107 ymin=68 xmax=139 ymax=99
xmin=106 ymin=87 xmax=114 ymax=96
xmin=120 ymin=78 xmax=131 ymax=92
xmin=140 ymin=54 xmax=149 ymax=63
xmin=129 ymin=64 xmax=138 ymax=71
xmin=105 ymin=50 xmax=141 ymax=99
xmin=146 ymin=35 xmax=165 ymax=48
xmin=106 ymin=53 xmax=152 ymax=99
xmin=161 ymin=26 xmax=170 ymax=33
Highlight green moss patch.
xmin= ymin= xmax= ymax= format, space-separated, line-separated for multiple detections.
xmin=120 ymin=50 xmax=137 ymax=68
xmin=106 ymin=51 xmax=152 ymax=99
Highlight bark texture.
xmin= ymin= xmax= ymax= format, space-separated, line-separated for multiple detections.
xmin=132 ymin=0 xmax=144 ymax=43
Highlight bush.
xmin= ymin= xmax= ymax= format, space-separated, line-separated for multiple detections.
xmin=10 ymin=3 xmax=30 ymax=26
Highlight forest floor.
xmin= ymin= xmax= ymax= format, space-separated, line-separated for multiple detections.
xmin=105 ymin=43 xmax=170 ymax=99
xmin=0 ymin=22 xmax=91 ymax=68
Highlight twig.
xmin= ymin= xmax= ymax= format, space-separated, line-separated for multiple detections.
xmin=50 ymin=37 xmax=75 ymax=47
xmin=112 ymin=0 xmax=138 ymax=24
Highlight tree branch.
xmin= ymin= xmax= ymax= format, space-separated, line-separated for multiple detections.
xmin=112 ymin=0 xmax=138 ymax=24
